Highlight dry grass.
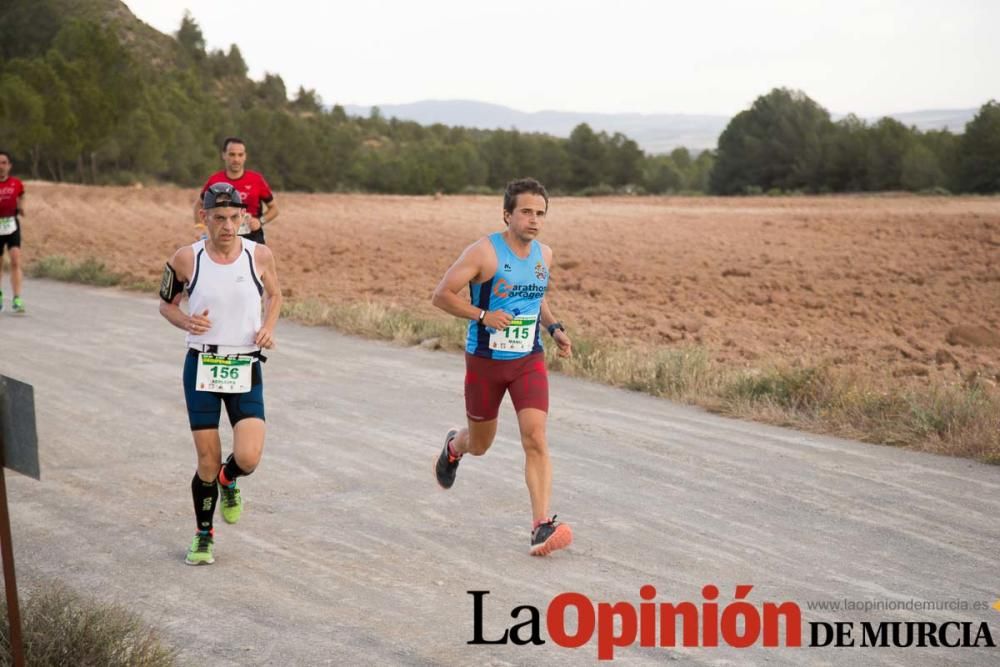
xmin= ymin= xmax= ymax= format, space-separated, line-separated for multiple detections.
xmin=27 ymin=256 xmax=123 ymax=286
xmin=0 ymin=582 xmax=176 ymax=666
xmin=281 ymin=299 xmax=467 ymax=348
xmin=548 ymin=334 xmax=999 ymax=463
xmin=547 ymin=339 xmax=723 ymax=401
xmin=27 ymin=256 xmax=156 ymax=292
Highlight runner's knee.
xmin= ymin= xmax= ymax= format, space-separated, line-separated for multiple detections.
xmin=521 ymin=428 xmax=548 ymax=455
xmin=232 ymin=419 xmax=265 ymax=471
xmin=234 ymin=450 xmax=261 ymax=474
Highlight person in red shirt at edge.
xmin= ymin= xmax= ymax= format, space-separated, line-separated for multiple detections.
xmin=193 ymin=137 xmax=280 ymax=244
xmin=0 ymin=150 xmax=27 ymax=313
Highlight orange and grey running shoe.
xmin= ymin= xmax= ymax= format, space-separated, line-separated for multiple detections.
xmin=530 ymin=515 xmax=573 ymax=556
xmin=435 ymin=428 xmax=461 ymax=489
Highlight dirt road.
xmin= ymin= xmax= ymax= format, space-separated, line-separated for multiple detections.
xmin=2 ymin=280 xmax=998 ymax=665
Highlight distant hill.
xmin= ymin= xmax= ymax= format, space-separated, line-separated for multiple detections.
xmin=342 ymin=100 xmax=978 ymax=154
xmin=342 ymin=100 xmax=729 ymax=154
xmin=866 ymin=108 xmax=978 ymax=133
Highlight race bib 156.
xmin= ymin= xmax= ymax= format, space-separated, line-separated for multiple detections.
xmin=195 ymin=354 xmax=253 ymax=393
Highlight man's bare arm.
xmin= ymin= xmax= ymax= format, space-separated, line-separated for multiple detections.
xmin=431 ymin=240 xmax=512 ymax=330
xmin=254 ymin=245 xmax=282 ymax=348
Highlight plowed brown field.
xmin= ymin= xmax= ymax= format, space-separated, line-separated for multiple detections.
xmin=16 ymin=182 xmax=1000 ymax=389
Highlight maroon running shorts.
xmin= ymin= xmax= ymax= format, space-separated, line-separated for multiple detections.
xmin=464 ymin=351 xmax=549 ymax=422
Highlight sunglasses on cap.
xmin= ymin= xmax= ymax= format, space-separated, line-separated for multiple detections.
xmin=202 ymin=182 xmax=246 ymax=209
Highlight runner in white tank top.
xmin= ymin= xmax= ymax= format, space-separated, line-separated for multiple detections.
xmin=158 ymin=182 xmax=283 ymax=566
xmin=185 ymin=236 xmax=263 ymax=351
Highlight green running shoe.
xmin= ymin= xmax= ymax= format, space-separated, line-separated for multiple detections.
xmin=219 ymin=482 xmax=243 ymax=524
xmin=11 ymin=296 xmax=24 ymax=314
xmin=185 ymin=531 xmax=215 ymax=565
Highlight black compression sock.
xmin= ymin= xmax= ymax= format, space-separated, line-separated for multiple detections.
xmin=219 ymin=453 xmax=250 ymax=487
xmin=191 ymin=472 xmax=219 ymax=532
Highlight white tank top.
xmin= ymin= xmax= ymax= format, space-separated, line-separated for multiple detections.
xmin=185 ymin=238 xmax=263 ymax=349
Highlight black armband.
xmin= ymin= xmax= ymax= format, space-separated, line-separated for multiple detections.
xmin=159 ymin=262 xmax=184 ymax=303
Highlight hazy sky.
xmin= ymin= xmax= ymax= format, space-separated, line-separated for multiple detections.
xmin=123 ymin=0 xmax=998 ymax=117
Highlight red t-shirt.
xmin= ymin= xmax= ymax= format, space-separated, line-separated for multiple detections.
xmin=200 ymin=170 xmax=273 ymax=219
xmin=0 ymin=177 xmax=25 ymax=218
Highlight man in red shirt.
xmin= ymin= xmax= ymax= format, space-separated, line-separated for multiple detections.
xmin=193 ymin=137 xmax=280 ymax=244
xmin=0 ymin=150 xmax=26 ymax=313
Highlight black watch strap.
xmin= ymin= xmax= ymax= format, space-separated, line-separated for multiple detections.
xmin=547 ymin=322 xmax=564 ymax=336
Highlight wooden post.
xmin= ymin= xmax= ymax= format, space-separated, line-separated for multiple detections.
xmin=0 ymin=459 xmax=25 ymax=667
xmin=0 ymin=375 xmax=36 ymax=667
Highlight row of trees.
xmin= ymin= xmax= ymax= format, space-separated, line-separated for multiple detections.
xmin=0 ymin=4 xmax=996 ymax=195
xmin=0 ymin=8 xmax=709 ymax=195
xmin=711 ymin=89 xmax=1000 ymax=194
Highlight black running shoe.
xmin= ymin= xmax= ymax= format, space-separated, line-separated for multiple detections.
xmin=435 ymin=429 xmax=461 ymax=489
xmin=530 ymin=515 xmax=573 ymax=556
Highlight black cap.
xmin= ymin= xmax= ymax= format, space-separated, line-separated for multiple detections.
xmin=202 ymin=182 xmax=245 ymax=209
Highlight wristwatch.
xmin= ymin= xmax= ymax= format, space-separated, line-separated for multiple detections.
xmin=547 ymin=322 xmax=565 ymax=337
xmin=478 ymin=310 xmax=486 ymax=324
